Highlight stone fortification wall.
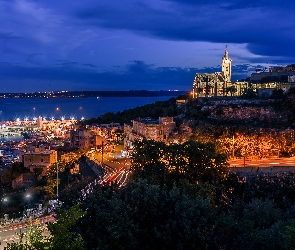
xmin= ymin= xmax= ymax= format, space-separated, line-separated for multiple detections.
xmin=201 ymin=105 xmax=288 ymax=123
xmin=209 ymin=106 xmax=277 ymax=120
xmin=230 ymin=166 xmax=295 ymax=174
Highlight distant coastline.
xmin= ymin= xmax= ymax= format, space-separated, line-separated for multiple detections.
xmin=0 ymin=90 xmax=188 ymax=98
xmin=0 ymin=96 xmax=180 ymax=122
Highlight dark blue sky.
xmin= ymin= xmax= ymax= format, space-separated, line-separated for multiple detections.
xmin=0 ymin=0 xmax=294 ymax=93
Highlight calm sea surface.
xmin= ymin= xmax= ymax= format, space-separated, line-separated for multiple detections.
xmin=0 ymin=96 xmax=175 ymax=122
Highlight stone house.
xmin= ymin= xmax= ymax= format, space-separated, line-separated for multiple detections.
xmin=124 ymin=117 xmax=176 ymax=149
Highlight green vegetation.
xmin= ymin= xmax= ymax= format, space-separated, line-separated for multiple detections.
xmin=68 ymin=144 xmax=295 ymax=249
xmin=8 ymin=139 xmax=295 ymax=249
xmin=83 ymin=97 xmax=181 ymax=125
xmin=7 ymin=88 xmax=295 ymax=249
xmin=130 ymin=139 xmax=228 ymax=185
xmin=5 ymin=204 xmax=85 ymax=250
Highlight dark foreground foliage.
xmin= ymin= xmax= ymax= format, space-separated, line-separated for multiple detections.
xmin=8 ymin=140 xmax=295 ymax=250
xmin=59 ymin=141 xmax=295 ymax=250
xmin=74 ymin=177 xmax=295 ymax=250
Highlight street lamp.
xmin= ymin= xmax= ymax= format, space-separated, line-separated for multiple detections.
xmin=102 ymin=141 xmax=104 ymax=164
xmin=25 ymin=193 xmax=31 ymax=216
xmin=56 ymin=161 xmax=59 ymax=201
xmin=232 ymin=134 xmax=235 ymax=159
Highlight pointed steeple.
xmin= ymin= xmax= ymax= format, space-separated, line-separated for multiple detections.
xmin=224 ymin=45 xmax=229 ymax=59
xmin=222 ymin=45 xmax=231 ymax=82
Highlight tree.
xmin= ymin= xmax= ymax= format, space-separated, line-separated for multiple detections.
xmin=5 ymin=204 xmax=86 ymax=250
xmin=48 ymin=204 xmax=86 ymax=250
xmin=130 ymin=139 xmax=228 ymax=185
xmin=226 ymin=86 xmax=237 ymax=96
xmin=270 ymin=88 xmax=284 ymax=99
xmin=181 ymin=140 xmax=228 ymax=183
xmin=130 ymin=139 xmax=169 ymax=185
xmin=5 ymin=219 xmax=51 ymax=250
xmin=242 ymin=86 xmax=257 ymax=99
xmin=74 ymin=180 xmax=221 ymax=250
xmin=59 ymin=178 xmax=92 ymax=209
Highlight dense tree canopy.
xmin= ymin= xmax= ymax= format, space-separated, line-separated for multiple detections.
xmin=8 ymin=143 xmax=295 ymax=249
xmin=58 ymin=175 xmax=295 ymax=250
xmin=130 ymin=139 xmax=228 ymax=185
xmin=83 ymin=97 xmax=179 ymax=125
xmin=5 ymin=204 xmax=85 ymax=250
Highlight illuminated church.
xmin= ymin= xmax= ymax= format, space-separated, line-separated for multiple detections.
xmin=192 ymin=46 xmax=247 ymax=98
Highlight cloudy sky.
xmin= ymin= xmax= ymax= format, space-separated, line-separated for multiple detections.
xmin=0 ymin=0 xmax=294 ymax=93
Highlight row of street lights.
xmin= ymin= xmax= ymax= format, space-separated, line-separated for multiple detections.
xmin=1 ymin=161 xmax=60 ymax=221
xmin=1 ymin=192 xmax=32 ymax=220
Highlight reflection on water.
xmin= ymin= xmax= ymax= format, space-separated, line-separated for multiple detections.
xmin=0 ymin=96 xmax=175 ymax=121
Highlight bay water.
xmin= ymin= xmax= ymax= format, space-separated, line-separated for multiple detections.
xmin=0 ymin=96 xmax=175 ymax=122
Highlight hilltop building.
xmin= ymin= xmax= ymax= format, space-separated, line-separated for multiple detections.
xmin=192 ymin=46 xmax=248 ymax=98
xmin=124 ymin=117 xmax=176 ymax=149
xmin=250 ymin=64 xmax=295 ymax=82
xmin=250 ymin=64 xmax=295 ymax=93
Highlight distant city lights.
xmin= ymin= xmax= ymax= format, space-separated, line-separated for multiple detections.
xmin=9 ymin=115 xmax=80 ymax=123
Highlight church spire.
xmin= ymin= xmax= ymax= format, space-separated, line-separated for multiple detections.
xmin=222 ymin=45 xmax=231 ymax=82
xmin=224 ymin=45 xmax=229 ymax=59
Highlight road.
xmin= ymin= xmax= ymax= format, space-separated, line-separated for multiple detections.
xmin=93 ymin=144 xmax=131 ymax=184
xmin=0 ymin=145 xmax=130 ymax=248
xmin=229 ymin=156 xmax=295 ymax=168
xmin=0 ymin=216 xmax=53 ymax=249
xmin=81 ymin=145 xmax=131 ymax=199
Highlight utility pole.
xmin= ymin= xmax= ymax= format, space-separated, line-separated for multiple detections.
xmin=56 ymin=161 xmax=59 ymax=201
xmin=232 ymin=134 xmax=235 ymax=159
xmin=102 ymin=141 xmax=104 ymax=165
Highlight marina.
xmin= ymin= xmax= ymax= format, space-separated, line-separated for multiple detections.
xmin=0 ymin=117 xmax=76 ymax=140
xmin=0 ymin=96 xmax=176 ymax=122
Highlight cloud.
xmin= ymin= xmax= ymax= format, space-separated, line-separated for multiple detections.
xmin=0 ymin=0 xmax=294 ymax=93
xmin=0 ymin=59 xmax=257 ymax=93
xmin=74 ymin=0 xmax=295 ymax=61
xmin=126 ymin=60 xmax=155 ymax=74
xmin=0 ymin=60 xmax=195 ymax=91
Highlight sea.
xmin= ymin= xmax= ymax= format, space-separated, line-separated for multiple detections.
xmin=0 ymin=96 xmax=177 ymax=122
xmin=0 ymin=96 xmax=177 ymax=142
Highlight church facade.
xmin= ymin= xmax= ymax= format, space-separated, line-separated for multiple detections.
xmin=192 ymin=46 xmax=248 ymax=98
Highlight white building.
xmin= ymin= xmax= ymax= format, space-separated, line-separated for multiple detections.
xmin=192 ymin=46 xmax=248 ymax=98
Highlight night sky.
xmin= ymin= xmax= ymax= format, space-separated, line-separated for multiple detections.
xmin=0 ymin=0 xmax=294 ymax=93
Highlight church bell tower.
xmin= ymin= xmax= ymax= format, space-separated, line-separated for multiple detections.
xmin=222 ymin=45 xmax=232 ymax=82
